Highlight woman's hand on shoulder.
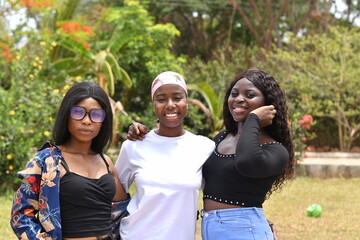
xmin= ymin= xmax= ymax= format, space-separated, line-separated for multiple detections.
xmin=250 ymin=105 xmax=276 ymax=128
xmin=127 ymin=122 xmax=149 ymax=141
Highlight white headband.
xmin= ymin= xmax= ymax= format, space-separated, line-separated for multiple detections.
xmin=151 ymin=71 xmax=188 ymax=99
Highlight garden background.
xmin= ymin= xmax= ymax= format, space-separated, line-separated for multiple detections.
xmin=1 ymin=0 xmax=360 ymax=239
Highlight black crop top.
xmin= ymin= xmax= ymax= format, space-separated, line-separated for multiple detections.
xmin=60 ymin=153 xmax=116 ymax=238
xmin=203 ymin=113 xmax=289 ymax=208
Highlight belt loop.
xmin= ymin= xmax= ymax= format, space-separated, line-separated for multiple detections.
xmin=200 ymin=209 xmax=204 ymax=218
xmin=214 ymin=210 xmax=221 ymax=223
xmin=255 ymin=207 xmax=262 ymax=219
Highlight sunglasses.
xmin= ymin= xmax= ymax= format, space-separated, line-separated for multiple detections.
xmin=70 ymin=106 xmax=105 ymax=123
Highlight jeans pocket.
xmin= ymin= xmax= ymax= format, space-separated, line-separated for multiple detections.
xmin=216 ymin=215 xmax=253 ymax=232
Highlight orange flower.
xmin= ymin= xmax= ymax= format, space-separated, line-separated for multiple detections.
xmin=82 ymin=42 xmax=90 ymax=50
xmin=60 ymin=21 xmax=82 ymax=34
xmin=36 ymin=0 xmax=55 ymax=8
xmin=82 ymin=26 xmax=94 ymax=36
xmin=57 ymin=21 xmax=95 ymax=38
xmin=301 ymin=97 xmax=309 ymax=102
xmin=19 ymin=0 xmax=54 ymax=8
xmin=20 ymin=0 xmax=36 ymax=8
xmin=0 ymin=42 xmax=14 ymax=62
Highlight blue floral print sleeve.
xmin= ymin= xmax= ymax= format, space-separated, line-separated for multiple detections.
xmin=10 ymin=142 xmax=63 ymax=240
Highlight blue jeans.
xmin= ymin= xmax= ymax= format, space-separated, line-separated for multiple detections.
xmin=201 ymin=207 xmax=274 ymax=240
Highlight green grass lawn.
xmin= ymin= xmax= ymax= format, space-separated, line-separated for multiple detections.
xmin=2 ymin=177 xmax=360 ymax=240
xmin=0 ymin=192 xmax=16 ymax=240
xmin=196 ymin=177 xmax=360 ymax=240
xmin=262 ymin=177 xmax=360 ymax=240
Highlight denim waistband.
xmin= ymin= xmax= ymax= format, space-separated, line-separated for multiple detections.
xmin=201 ymin=207 xmax=263 ymax=218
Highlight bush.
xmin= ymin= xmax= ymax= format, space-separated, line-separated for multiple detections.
xmin=0 ymin=43 xmax=67 ymax=192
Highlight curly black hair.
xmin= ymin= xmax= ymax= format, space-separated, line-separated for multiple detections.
xmin=223 ymin=68 xmax=295 ymax=196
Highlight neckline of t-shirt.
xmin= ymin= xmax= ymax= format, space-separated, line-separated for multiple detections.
xmin=150 ymin=129 xmax=188 ymax=140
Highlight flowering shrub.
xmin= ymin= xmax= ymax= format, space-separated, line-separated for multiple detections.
xmin=298 ymin=114 xmax=313 ymax=130
xmin=0 ymin=43 xmax=14 ymax=62
xmin=0 ymin=35 xmax=14 ymax=63
xmin=0 ymin=82 xmax=65 ymax=192
xmin=290 ymin=112 xmax=316 ymax=162
xmin=56 ymin=21 xmax=95 ymax=50
xmin=0 ymin=40 xmax=70 ymax=192
xmin=8 ymin=0 xmax=56 ymax=9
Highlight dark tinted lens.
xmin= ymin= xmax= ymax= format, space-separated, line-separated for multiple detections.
xmin=90 ymin=109 xmax=105 ymax=123
xmin=70 ymin=106 xmax=86 ymax=120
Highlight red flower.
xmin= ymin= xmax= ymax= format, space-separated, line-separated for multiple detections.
xmin=82 ymin=26 xmax=94 ymax=36
xmin=27 ymin=176 xmax=40 ymax=194
xmin=298 ymin=114 xmax=313 ymax=130
xmin=82 ymin=42 xmax=90 ymax=50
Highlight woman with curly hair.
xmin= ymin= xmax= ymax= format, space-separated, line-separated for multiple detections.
xmin=201 ymin=68 xmax=294 ymax=240
xmin=128 ymin=68 xmax=295 ymax=240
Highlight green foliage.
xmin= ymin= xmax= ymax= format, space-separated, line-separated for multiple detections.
xmin=0 ymin=34 xmax=77 ymax=191
xmin=103 ymin=1 xmax=185 ymax=111
xmin=185 ymin=46 xmax=252 ymax=91
xmin=0 ymin=78 xmax=66 ymax=193
xmin=187 ymin=82 xmax=224 ymax=137
xmin=184 ymin=104 xmax=211 ymax=137
xmin=184 ymin=46 xmax=254 ymax=136
xmin=263 ymin=26 xmax=360 ymax=151
xmin=0 ymin=1 xmax=185 ymax=194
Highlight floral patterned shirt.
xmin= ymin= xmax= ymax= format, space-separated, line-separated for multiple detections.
xmin=10 ymin=142 xmax=63 ymax=240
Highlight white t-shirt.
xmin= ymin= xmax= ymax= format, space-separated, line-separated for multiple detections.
xmin=115 ymin=130 xmax=215 ymax=240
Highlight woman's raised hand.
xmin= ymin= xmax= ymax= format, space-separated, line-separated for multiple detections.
xmin=250 ymin=105 xmax=276 ymax=128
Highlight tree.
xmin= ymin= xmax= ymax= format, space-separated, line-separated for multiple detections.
xmin=263 ymin=26 xmax=360 ymax=151
xmin=333 ymin=0 xmax=360 ymax=27
xmin=230 ymin=0 xmax=335 ymax=52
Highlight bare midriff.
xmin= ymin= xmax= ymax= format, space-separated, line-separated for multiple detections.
xmin=63 ymin=234 xmax=108 ymax=240
xmin=204 ymin=199 xmax=245 ymax=211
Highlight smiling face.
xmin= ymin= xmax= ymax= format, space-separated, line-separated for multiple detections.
xmin=153 ymin=84 xmax=187 ymax=136
xmin=67 ymin=97 xmax=103 ymax=144
xmin=228 ymin=78 xmax=265 ymax=123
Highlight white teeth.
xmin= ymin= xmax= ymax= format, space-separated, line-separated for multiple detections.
xmin=166 ymin=114 xmax=177 ymax=117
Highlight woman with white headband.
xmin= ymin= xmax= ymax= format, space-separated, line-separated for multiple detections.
xmin=126 ymin=69 xmax=294 ymax=240
xmin=114 ymin=71 xmax=215 ymax=240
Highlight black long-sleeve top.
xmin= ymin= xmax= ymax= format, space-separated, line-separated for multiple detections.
xmin=203 ymin=113 xmax=289 ymax=208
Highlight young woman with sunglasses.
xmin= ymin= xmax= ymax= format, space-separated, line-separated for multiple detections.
xmin=10 ymin=81 xmax=128 ymax=240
